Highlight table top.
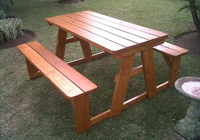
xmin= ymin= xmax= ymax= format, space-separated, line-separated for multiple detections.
xmin=46 ymin=11 xmax=168 ymax=55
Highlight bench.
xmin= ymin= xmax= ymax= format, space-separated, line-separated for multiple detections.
xmin=17 ymin=41 xmax=98 ymax=134
xmin=153 ymin=42 xmax=189 ymax=88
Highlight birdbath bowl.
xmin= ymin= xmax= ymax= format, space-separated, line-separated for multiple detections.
xmin=174 ymin=77 xmax=200 ymax=140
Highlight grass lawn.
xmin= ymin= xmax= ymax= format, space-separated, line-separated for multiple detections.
xmin=1 ymin=0 xmax=200 ymax=139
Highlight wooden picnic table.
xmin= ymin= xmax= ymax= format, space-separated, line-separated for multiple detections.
xmin=45 ymin=11 xmax=169 ymax=131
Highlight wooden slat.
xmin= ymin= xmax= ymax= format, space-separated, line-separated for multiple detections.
xmin=83 ymin=11 xmax=168 ymax=37
xmin=161 ymin=42 xmax=189 ymax=55
xmin=17 ymin=44 xmax=83 ymax=99
xmin=45 ymin=17 xmax=125 ymax=53
xmin=75 ymin=12 xmax=158 ymax=40
xmin=56 ymin=15 xmax=136 ymax=47
xmin=28 ymin=41 xmax=97 ymax=94
xmin=66 ymin=14 xmax=148 ymax=44
xmin=153 ymin=45 xmax=181 ymax=57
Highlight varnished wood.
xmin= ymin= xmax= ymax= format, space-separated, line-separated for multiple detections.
xmin=91 ymin=110 xmax=110 ymax=126
xmin=26 ymin=59 xmax=42 ymax=79
xmin=56 ymin=28 xmax=68 ymax=60
xmin=18 ymin=43 xmax=84 ymax=98
xmin=71 ymin=95 xmax=91 ymax=134
xmin=123 ymin=92 xmax=147 ymax=109
xmin=68 ymin=51 xmax=109 ymax=66
xmin=75 ymin=12 xmax=159 ymax=40
xmin=168 ymin=56 xmax=181 ymax=87
xmin=156 ymin=81 xmax=169 ymax=92
xmin=153 ymin=42 xmax=188 ymax=88
xmin=27 ymin=41 xmax=97 ymax=94
xmin=79 ymin=39 xmax=92 ymax=58
xmin=56 ymin=15 xmax=136 ymax=47
xmin=141 ymin=48 xmax=157 ymax=98
xmin=83 ymin=11 xmax=168 ymax=37
xmin=46 ymin=17 xmax=125 ymax=54
xmin=66 ymin=14 xmax=148 ymax=44
xmin=45 ymin=11 xmax=170 ymax=132
xmin=130 ymin=65 xmax=143 ymax=77
xmin=110 ymin=54 xmax=135 ymax=117
xmin=18 ymin=42 xmax=99 ymax=134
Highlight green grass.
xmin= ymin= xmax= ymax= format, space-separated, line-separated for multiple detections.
xmin=0 ymin=0 xmax=199 ymax=139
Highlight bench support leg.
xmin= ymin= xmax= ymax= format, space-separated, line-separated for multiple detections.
xmin=26 ymin=59 xmax=42 ymax=79
xmin=71 ymin=95 xmax=91 ymax=134
xmin=168 ymin=56 xmax=181 ymax=87
xmin=55 ymin=29 xmax=67 ymax=60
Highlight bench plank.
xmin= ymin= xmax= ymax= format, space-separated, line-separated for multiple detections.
xmin=27 ymin=41 xmax=97 ymax=94
xmin=153 ymin=42 xmax=189 ymax=57
xmin=18 ymin=44 xmax=84 ymax=99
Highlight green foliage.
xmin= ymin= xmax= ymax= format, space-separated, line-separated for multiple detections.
xmin=0 ymin=10 xmax=6 ymax=19
xmin=0 ymin=0 xmax=13 ymax=9
xmin=0 ymin=18 xmax=23 ymax=43
xmin=179 ymin=0 xmax=200 ymax=36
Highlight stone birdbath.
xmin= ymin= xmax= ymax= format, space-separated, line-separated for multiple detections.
xmin=174 ymin=77 xmax=200 ymax=140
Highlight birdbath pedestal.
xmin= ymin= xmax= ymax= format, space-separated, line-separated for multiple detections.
xmin=174 ymin=77 xmax=200 ymax=140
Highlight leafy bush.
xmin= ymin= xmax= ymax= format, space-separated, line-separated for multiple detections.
xmin=0 ymin=18 xmax=23 ymax=43
xmin=179 ymin=0 xmax=200 ymax=36
xmin=0 ymin=10 xmax=6 ymax=19
xmin=0 ymin=0 xmax=13 ymax=9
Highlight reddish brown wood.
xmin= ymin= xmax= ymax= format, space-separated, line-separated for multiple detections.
xmin=71 ymin=95 xmax=91 ymax=134
xmin=56 ymin=15 xmax=136 ymax=47
xmin=110 ymin=54 xmax=135 ymax=117
xmin=79 ymin=39 xmax=92 ymax=58
xmin=123 ymin=92 xmax=147 ymax=109
xmin=27 ymin=41 xmax=97 ymax=94
xmin=18 ymin=44 xmax=85 ymax=99
xmin=67 ymin=51 xmax=109 ymax=66
xmin=26 ymin=59 xmax=42 ymax=79
xmin=168 ymin=56 xmax=181 ymax=87
xmin=66 ymin=14 xmax=147 ymax=44
xmin=91 ymin=110 xmax=110 ymax=125
xmin=75 ymin=12 xmax=158 ymax=40
xmin=46 ymin=17 xmax=125 ymax=53
xmin=56 ymin=28 xmax=68 ymax=60
xmin=82 ymin=11 xmax=168 ymax=37
xmin=141 ymin=48 xmax=157 ymax=98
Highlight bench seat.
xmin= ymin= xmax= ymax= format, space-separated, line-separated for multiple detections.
xmin=153 ymin=42 xmax=189 ymax=87
xmin=17 ymin=41 xmax=97 ymax=133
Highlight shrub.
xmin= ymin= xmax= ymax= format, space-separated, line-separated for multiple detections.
xmin=0 ymin=0 xmax=13 ymax=9
xmin=0 ymin=18 xmax=23 ymax=43
xmin=0 ymin=10 xmax=6 ymax=19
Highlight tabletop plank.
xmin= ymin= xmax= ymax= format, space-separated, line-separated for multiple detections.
xmin=83 ymin=11 xmax=168 ymax=38
xmin=74 ymin=12 xmax=159 ymax=40
xmin=66 ymin=14 xmax=148 ymax=44
xmin=46 ymin=17 xmax=125 ymax=53
xmin=56 ymin=15 xmax=136 ymax=47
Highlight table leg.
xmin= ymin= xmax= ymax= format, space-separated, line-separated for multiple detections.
xmin=110 ymin=54 xmax=135 ymax=117
xmin=79 ymin=39 xmax=92 ymax=58
xmin=141 ymin=48 xmax=157 ymax=98
xmin=55 ymin=28 xmax=67 ymax=60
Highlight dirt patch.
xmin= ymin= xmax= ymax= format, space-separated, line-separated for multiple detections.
xmin=174 ymin=31 xmax=200 ymax=57
xmin=0 ymin=30 xmax=35 ymax=50
xmin=55 ymin=0 xmax=83 ymax=4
